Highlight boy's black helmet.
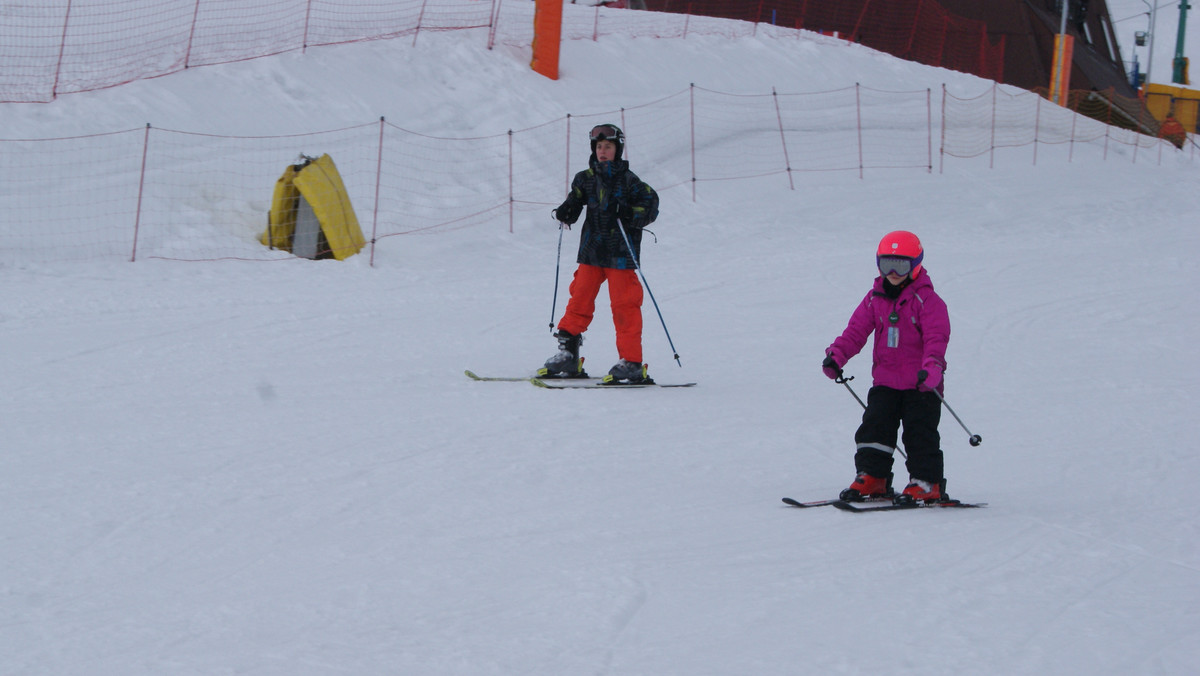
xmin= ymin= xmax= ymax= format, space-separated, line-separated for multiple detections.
xmin=590 ymin=123 xmax=624 ymax=161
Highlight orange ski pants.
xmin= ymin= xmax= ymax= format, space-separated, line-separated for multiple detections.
xmin=557 ymin=264 xmax=644 ymax=363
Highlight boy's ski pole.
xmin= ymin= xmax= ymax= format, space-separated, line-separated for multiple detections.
xmin=548 ymin=221 xmax=566 ymax=332
xmin=928 ymin=387 xmax=983 ymax=446
xmin=616 ymin=222 xmax=682 ymax=367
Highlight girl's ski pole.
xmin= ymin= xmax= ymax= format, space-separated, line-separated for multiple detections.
xmin=928 ymin=387 xmax=983 ymax=446
xmin=833 ymin=369 xmax=906 ymax=459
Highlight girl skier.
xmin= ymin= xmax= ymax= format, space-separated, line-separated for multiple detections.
xmin=821 ymin=231 xmax=952 ymax=505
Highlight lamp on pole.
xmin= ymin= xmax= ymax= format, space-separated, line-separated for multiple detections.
xmin=1144 ymin=0 xmax=1158 ymax=87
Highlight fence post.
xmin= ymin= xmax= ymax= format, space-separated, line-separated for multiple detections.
xmin=771 ymin=88 xmax=795 ymax=190
xmin=185 ymin=0 xmax=201 ymax=68
xmin=926 ymin=87 xmax=932 ymax=173
xmin=303 ymin=0 xmax=314 ymax=52
xmin=51 ymin=0 xmax=74 ymax=101
xmin=131 ymin=124 xmax=152 ymax=263
xmin=564 ymin=114 xmax=572 ymax=196
xmin=508 ymin=130 xmax=514 ymax=233
xmin=989 ymin=82 xmax=997 ymax=169
xmin=690 ymin=83 xmax=697 ymax=202
xmin=487 ymin=0 xmax=501 ymax=50
xmin=855 ymin=83 xmax=864 ymax=179
xmin=413 ymin=0 xmax=430 ymax=46
xmin=1069 ymin=104 xmax=1077 ymax=163
xmin=939 ymin=84 xmax=947 ymax=174
xmin=369 ymin=117 xmax=385 ymax=267
xmin=1033 ymin=93 xmax=1041 ymax=166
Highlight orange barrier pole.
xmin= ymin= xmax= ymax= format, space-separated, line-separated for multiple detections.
xmin=1049 ymin=33 xmax=1074 ymax=106
xmin=531 ymin=0 xmax=563 ymax=80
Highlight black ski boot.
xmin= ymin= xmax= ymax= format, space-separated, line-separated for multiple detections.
xmin=601 ymin=359 xmax=652 ymax=385
xmin=538 ymin=330 xmax=588 ymax=378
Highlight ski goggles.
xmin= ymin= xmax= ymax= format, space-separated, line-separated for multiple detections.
xmin=877 ymin=255 xmax=914 ymax=276
xmin=589 ymin=125 xmax=623 ymax=142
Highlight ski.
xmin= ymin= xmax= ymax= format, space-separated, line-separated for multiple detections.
xmin=530 ymin=377 xmax=696 ymax=389
xmin=464 ymin=370 xmax=530 ymax=382
xmin=464 ymin=369 xmax=591 ymax=383
xmin=781 ymin=497 xmax=841 ymax=508
xmin=831 ymin=499 xmax=986 ymax=512
xmin=781 ymin=496 xmax=892 ymax=509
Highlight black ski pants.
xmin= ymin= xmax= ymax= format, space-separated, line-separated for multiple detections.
xmin=853 ymin=385 xmax=944 ymax=483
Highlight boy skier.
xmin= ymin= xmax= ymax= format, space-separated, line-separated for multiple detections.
xmin=540 ymin=123 xmax=659 ymax=384
xmin=821 ymin=231 xmax=952 ymax=505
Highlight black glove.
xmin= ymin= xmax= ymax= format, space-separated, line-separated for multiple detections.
xmin=553 ymin=201 xmax=579 ymax=226
xmin=917 ymin=367 xmax=942 ymax=390
xmin=822 ymin=355 xmax=842 ymax=380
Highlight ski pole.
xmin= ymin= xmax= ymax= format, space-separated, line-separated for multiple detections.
xmin=928 ymin=387 xmax=983 ymax=446
xmin=548 ymin=220 xmax=566 ymax=332
xmin=834 ymin=370 xmax=906 ymax=459
xmin=615 ymin=222 xmax=682 ymax=367
xmin=834 ymin=372 xmax=867 ymax=410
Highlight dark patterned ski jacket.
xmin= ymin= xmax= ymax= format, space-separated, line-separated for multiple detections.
xmin=554 ymin=157 xmax=659 ymax=270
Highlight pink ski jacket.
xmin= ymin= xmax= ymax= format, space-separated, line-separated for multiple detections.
xmin=826 ymin=272 xmax=950 ymax=391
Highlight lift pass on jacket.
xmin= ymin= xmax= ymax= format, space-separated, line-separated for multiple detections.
xmin=887 ymin=311 xmax=899 ymax=348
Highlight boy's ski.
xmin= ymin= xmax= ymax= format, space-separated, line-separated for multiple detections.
xmin=530 ymin=378 xmax=695 ymax=389
xmin=464 ymin=370 xmax=530 ymax=382
xmin=831 ymin=499 xmax=986 ymax=512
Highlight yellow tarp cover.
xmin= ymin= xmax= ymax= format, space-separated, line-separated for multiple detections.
xmin=259 ymin=154 xmax=365 ymax=260
xmin=1144 ymin=83 xmax=1200 ymax=133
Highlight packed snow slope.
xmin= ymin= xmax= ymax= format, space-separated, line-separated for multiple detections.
xmin=3 ymin=13 xmax=1198 ymax=676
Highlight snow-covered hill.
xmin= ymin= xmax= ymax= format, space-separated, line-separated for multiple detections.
xmin=3 ymin=11 xmax=1197 ymax=676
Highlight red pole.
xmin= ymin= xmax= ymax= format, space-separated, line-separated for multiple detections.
xmin=989 ymin=82 xmax=997 ymax=169
xmin=508 ymin=130 xmax=514 ymax=233
xmin=565 ymin=114 xmax=572 ymax=196
xmin=51 ymin=0 xmax=73 ymax=101
xmin=1033 ymin=94 xmax=1041 ymax=166
xmin=690 ymin=83 xmax=696 ymax=202
xmin=926 ymin=88 xmax=932 ymax=173
xmin=303 ymin=0 xmax=314 ymax=52
xmin=855 ymin=83 xmax=864 ymax=179
xmin=939 ymin=84 xmax=947 ymax=174
xmin=772 ymin=88 xmax=794 ymax=190
xmin=185 ymin=0 xmax=201 ymax=68
xmin=131 ymin=124 xmax=151 ymax=262
xmin=369 ymin=117 xmax=385 ymax=267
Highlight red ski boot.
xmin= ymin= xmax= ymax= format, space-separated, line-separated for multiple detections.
xmin=894 ymin=478 xmax=947 ymax=505
xmin=839 ymin=472 xmax=893 ymax=501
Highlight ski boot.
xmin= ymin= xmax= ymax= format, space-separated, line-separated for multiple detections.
xmin=893 ymin=477 xmax=947 ymax=505
xmin=839 ymin=472 xmax=894 ymax=502
xmin=601 ymin=359 xmax=652 ymax=385
xmin=537 ymin=330 xmax=588 ymax=378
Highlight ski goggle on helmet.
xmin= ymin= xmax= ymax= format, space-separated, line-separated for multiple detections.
xmin=589 ymin=124 xmax=624 ymax=144
xmin=876 ymin=230 xmax=924 ymax=279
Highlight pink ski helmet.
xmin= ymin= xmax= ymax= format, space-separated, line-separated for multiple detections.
xmin=876 ymin=230 xmax=924 ymax=279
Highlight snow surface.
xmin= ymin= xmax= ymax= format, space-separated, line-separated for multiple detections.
xmin=3 ymin=10 xmax=1199 ymax=676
